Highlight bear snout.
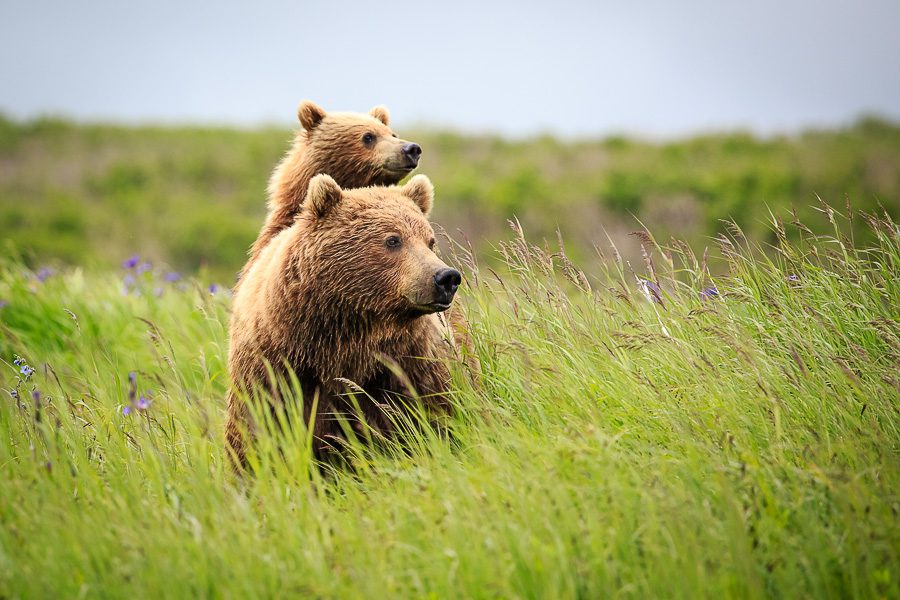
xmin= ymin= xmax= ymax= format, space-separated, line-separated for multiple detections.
xmin=402 ymin=143 xmax=422 ymax=166
xmin=433 ymin=268 xmax=461 ymax=305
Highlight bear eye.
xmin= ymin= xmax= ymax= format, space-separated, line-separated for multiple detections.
xmin=362 ymin=132 xmax=376 ymax=145
xmin=428 ymin=238 xmax=436 ymax=250
xmin=385 ymin=235 xmax=402 ymax=249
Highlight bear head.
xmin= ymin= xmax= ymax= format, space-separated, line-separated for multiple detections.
xmin=299 ymin=174 xmax=461 ymax=319
xmin=298 ymin=100 xmax=422 ymax=186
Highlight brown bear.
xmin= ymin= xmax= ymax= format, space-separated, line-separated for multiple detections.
xmin=225 ymin=174 xmax=461 ymax=467
xmin=246 ymin=100 xmax=422 ymax=268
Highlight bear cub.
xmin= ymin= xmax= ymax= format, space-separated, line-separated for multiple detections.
xmin=247 ymin=101 xmax=422 ymax=267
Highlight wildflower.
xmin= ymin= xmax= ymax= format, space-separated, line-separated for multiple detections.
xmin=123 ymin=370 xmax=136 ymax=415
xmin=136 ymin=261 xmax=152 ymax=275
xmin=127 ymin=371 xmax=137 ymax=401
xmin=637 ymin=277 xmax=663 ymax=305
xmin=122 ymin=254 xmax=140 ymax=269
xmin=699 ymin=285 xmax=719 ymax=300
xmin=208 ymin=283 xmax=220 ymax=295
xmin=36 ymin=267 xmax=54 ymax=282
xmin=10 ymin=389 xmax=18 ymax=400
xmin=14 ymin=356 xmax=34 ymax=381
xmin=164 ymin=272 xmax=181 ymax=283
xmin=154 ymin=287 xmax=164 ymax=298
xmin=32 ymin=390 xmax=40 ymax=406
xmin=0 ymin=300 xmax=8 ymax=309
xmin=123 ymin=372 xmax=152 ymax=415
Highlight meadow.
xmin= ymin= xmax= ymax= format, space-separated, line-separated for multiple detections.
xmin=2 ymin=113 xmax=900 ymax=597
xmin=1 ymin=198 xmax=898 ymax=597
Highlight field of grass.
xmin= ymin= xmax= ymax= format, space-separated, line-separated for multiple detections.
xmin=1 ymin=205 xmax=897 ymax=597
xmin=2 ymin=114 xmax=898 ymax=282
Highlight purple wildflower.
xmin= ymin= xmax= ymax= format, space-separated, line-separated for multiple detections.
xmin=13 ymin=357 xmax=29 ymax=378
xmin=36 ymin=267 xmax=54 ymax=282
xmin=136 ymin=261 xmax=152 ymax=275
xmin=164 ymin=272 xmax=181 ymax=283
xmin=123 ymin=273 xmax=136 ymax=287
xmin=208 ymin=283 xmax=220 ymax=295
xmin=637 ymin=278 xmax=663 ymax=305
xmin=123 ymin=372 xmax=152 ymax=415
xmin=127 ymin=371 xmax=137 ymax=403
xmin=122 ymin=255 xmax=140 ymax=269
xmin=699 ymin=285 xmax=719 ymax=300
xmin=10 ymin=389 xmax=18 ymax=400
xmin=32 ymin=390 xmax=40 ymax=406
xmin=154 ymin=287 xmax=164 ymax=298
xmin=787 ymin=274 xmax=800 ymax=282
xmin=0 ymin=300 xmax=8 ymax=309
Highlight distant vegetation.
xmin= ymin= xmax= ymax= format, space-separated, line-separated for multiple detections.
xmin=1 ymin=114 xmax=898 ymax=282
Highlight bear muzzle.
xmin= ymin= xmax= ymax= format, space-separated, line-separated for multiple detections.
xmin=430 ymin=268 xmax=461 ymax=310
xmin=382 ymin=139 xmax=422 ymax=177
xmin=402 ymin=143 xmax=422 ymax=167
xmin=404 ymin=266 xmax=461 ymax=314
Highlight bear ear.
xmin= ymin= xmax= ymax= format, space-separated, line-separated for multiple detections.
xmin=306 ymin=174 xmax=343 ymax=219
xmin=402 ymin=175 xmax=434 ymax=216
xmin=369 ymin=105 xmax=390 ymax=126
xmin=298 ymin=100 xmax=326 ymax=131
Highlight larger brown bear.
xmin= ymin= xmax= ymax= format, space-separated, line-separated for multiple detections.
xmin=225 ymin=174 xmax=461 ymax=466
xmin=247 ymin=100 xmax=422 ymax=267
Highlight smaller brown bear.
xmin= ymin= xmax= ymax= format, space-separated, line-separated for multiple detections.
xmin=247 ymin=100 xmax=422 ymax=269
xmin=226 ymin=174 xmax=461 ymax=466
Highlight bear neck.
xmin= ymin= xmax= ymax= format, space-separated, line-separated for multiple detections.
xmin=248 ymin=134 xmax=389 ymax=268
xmin=247 ymin=145 xmax=318 ymax=265
xmin=287 ymin=282 xmax=431 ymax=386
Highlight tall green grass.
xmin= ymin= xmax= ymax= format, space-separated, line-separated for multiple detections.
xmin=0 ymin=206 xmax=897 ymax=598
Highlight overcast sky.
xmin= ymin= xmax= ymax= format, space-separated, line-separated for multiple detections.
xmin=1 ymin=0 xmax=899 ymax=137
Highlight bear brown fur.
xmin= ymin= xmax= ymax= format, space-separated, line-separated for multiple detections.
xmin=225 ymin=174 xmax=462 ymax=467
xmin=246 ymin=100 xmax=421 ymax=269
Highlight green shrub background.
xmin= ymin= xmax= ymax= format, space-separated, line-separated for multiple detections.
xmin=2 ymin=114 xmax=897 ymax=281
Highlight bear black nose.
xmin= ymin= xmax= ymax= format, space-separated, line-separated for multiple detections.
xmin=402 ymin=143 xmax=422 ymax=164
xmin=433 ymin=268 xmax=461 ymax=304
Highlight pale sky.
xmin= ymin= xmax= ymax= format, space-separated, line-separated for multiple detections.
xmin=2 ymin=0 xmax=899 ymax=137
